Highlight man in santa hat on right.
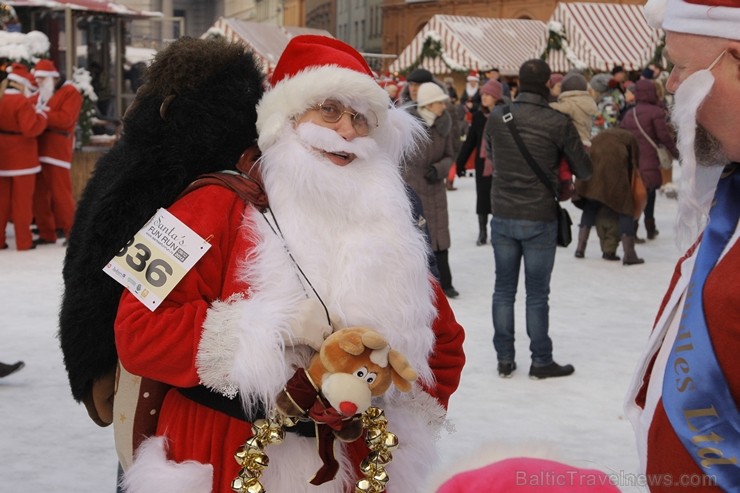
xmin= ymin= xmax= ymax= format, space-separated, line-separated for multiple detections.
xmin=625 ymin=1 xmax=740 ymax=491
xmin=114 ymin=35 xmax=465 ymax=493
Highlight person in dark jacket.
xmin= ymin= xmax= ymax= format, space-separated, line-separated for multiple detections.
xmin=574 ymin=127 xmax=645 ymax=264
xmin=619 ymin=79 xmax=678 ymax=240
xmin=455 ymin=79 xmax=504 ymax=246
xmin=484 ymin=59 xmax=592 ymax=379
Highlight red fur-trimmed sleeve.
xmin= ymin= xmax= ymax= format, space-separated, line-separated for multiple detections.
xmin=114 ymin=185 xmax=249 ymax=388
xmin=423 ymin=281 xmax=466 ymax=409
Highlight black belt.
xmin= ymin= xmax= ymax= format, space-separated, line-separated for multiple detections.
xmin=0 ymin=129 xmax=21 ymax=135
xmin=44 ymin=128 xmax=71 ymax=137
xmin=178 ymin=385 xmax=316 ymax=437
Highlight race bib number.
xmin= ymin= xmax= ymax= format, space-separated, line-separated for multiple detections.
xmin=103 ymin=208 xmax=211 ymax=311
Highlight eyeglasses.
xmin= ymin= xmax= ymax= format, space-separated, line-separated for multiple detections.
xmin=312 ymin=99 xmax=378 ymax=136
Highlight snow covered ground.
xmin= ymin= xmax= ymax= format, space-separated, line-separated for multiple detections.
xmin=0 ymin=175 xmax=683 ymax=492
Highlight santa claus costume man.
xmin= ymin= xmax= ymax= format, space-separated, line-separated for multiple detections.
xmin=31 ymin=59 xmax=82 ymax=245
xmin=0 ymin=62 xmax=47 ymax=251
xmin=625 ymin=1 xmax=740 ymax=492
xmin=115 ymin=35 xmax=466 ymax=493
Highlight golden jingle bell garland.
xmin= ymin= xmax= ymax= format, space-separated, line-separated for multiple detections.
xmin=356 ymin=407 xmax=398 ymax=493
xmin=231 ymin=407 xmax=398 ymax=493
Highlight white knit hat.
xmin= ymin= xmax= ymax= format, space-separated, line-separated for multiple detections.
xmin=644 ymin=0 xmax=740 ymax=40
xmin=416 ymin=82 xmax=449 ymax=108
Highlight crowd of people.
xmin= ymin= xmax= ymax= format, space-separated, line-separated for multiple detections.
xmin=377 ymin=56 xmax=678 ymax=278
xmin=0 ymin=59 xmax=82 ymax=251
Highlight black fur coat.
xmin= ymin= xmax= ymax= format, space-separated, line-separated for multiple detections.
xmin=59 ymin=37 xmax=264 ymax=411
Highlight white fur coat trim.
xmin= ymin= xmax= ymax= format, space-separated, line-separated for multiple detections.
xmin=121 ymin=436 xmax=213 ymax=493
xmin=379 ymin=387 xmax=448 ymax=493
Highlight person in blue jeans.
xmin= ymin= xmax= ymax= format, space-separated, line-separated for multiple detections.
xmin=484 ymin=59 xmax=592 ymax=379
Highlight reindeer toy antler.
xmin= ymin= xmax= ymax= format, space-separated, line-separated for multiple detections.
xmin=231 ymin=327 xmax=417 ymax=493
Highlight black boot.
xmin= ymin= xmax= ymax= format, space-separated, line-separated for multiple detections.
xmin=574 ymin=226 xmax=590 ymax=258
xmin=0 ymin=361 xmax=24 ymax=378
xmin=529 ymin=361 xmax=575 ymax=379
xmin=634 ymin=219 xmax=646 ymax=244
xmin=622 ymin=235 xmax=645 ymax=265
xmin=476 ymin=214 xmax=488 ymax=246
xmin=645 ymin=218 xmax=659 ymax=240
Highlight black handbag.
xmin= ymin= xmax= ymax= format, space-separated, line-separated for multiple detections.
xmin=501 ymin=105 xmax=573 ymax=247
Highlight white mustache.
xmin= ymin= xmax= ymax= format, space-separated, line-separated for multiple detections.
xmin=295 ymin=122 xmax=378 ymax=161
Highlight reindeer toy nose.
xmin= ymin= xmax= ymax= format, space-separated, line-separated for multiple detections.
xmin=339 ymin=401 xmax=358 ymax=416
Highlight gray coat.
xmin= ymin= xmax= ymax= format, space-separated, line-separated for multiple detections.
xmin=403 ymin=108 xmax=454 ymax=251
xmin=485 ymin=92 xmax=593 ymax=221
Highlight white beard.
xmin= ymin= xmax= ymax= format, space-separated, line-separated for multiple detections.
xmin=671 ymin=69 xmax=728 ymax=248
xmin=238 ymin=122 xmax=437 ymax=390
xmin=36 ymin=77 xmax=54 ymax=106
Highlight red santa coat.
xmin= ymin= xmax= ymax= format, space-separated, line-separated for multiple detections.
xmin=0 ymin=88 xmax=47 ymax=176
xmin=626 ymin=233 xmax=740 ymax=492
xmin=115 ymin=184 xmax=466 ymax=493
xmin=38 ymin=82 xmax=82 ymax=168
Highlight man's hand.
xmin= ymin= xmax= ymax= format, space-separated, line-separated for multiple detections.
xmin=287 ymin=298 xmax=334 ymax=351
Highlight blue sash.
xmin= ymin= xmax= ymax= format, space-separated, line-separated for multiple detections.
xmin=662 ymin=165 xmax=740 ymax=489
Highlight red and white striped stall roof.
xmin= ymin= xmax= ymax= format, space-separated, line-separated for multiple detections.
xmin=389 ymin=15 xmax=550 ymax=76
xmin=546 ymin=2 xmax=663 ymax=73
xmin=203 ymin=17 xmax=333 ymax=74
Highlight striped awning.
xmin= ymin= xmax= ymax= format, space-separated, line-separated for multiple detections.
xmin=545 ymin=2 xmax=663 ymax=73
xmin=389 ymin=15 xmax=549 ymax=76
xmin=203 ymin=17 xmax=333 ymax=74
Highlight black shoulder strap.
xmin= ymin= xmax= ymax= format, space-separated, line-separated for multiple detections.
xmin=501 ymin=104 xmax=558 ymax=202
xmin=177 ymin=147 xmax=268 ymax=211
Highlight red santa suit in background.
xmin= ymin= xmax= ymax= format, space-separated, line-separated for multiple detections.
xmin=114 ymin=35 xmax=466 ymax=493
xmin=31 ymin=59 xmax=82 ymax=244
xmin=0 ymin=63 xmax=47 ymax=251
xmin=626 ymin=1 xmax=740 ymax=491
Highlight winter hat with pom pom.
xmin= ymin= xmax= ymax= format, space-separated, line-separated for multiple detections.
xmin=256 ymin=35 xmax=390 ymax=150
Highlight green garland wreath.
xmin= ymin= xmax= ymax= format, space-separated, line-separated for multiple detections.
xmin=403 ymin=35 xmax=464 ymax=76
xmin=541 ymin=26 xmax=568 ymax=61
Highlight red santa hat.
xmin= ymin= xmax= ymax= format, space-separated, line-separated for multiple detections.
xmin=644 ymin=0 xmax=740 ymax=39
xmin=6 ymin=62 xmax=36 ymax=90
xmin=256 ymin=35 xmax=390 ymax=150
xmin=466 ymin=70 xmax=480 ymax=82
xmin=33 ymin=59 xmax=60 ymax=78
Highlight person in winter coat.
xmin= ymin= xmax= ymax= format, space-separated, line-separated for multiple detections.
xmin=114 ymin=36 xmax=465 ymax=493
xmin=573 ymin=128 xmax=645 ymax=264
xmin=31 ymin=59 xmax=83 ymax=245
xmin=619 ymin=79 xmax=678 ymax=240
xmin=550 ymin=73 xmax=600 ymax=147
xmin=0 ymin=63 xmax=47 ymax=251
xmin=550 ymin=72 xmax=600 ymax=204
xmin=455 ymin=79 xmax=504 ymax=246
xmin=484 ymin=59 xmax=592 ymax=380
xmin=403 ymin=82 xmax=459 ymax=298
